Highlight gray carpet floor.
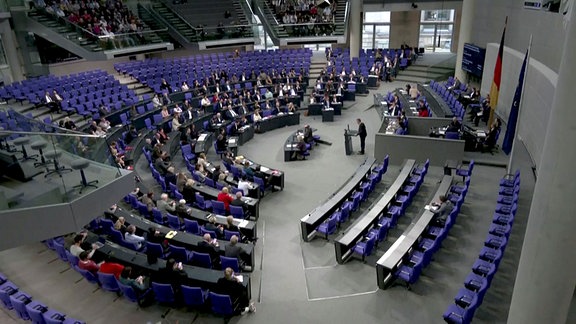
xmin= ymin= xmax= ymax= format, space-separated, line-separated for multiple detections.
xmin=0 ymin=75 xmax=537 ymax=324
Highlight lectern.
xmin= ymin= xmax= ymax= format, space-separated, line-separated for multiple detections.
xmin=344 ymin=128 xmax=358 ymax=155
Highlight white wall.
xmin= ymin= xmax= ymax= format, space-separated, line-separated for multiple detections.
xmin=471 ymin=0 xmax=566 ymax=72
xmin=482 ymin=44 xmax=557 ymax=168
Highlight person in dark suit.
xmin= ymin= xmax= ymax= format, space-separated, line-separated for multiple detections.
xmin=215 ymin=267 xmax=255 ymax=314
xmin=303 ymin=124 xmax=313 ymax=144
xmin=357 ymin=118 xmax=367 ymax=155
xmin=225 ymin=235 xmax=250 ymax=270
xmin=230 ymin=191 xmax=248 ymax=213
xmin=205 ymin=216 xmax=224 ymax=238
xmin=431 ymin=195 xmax=454 ymax=226
xmin=446 ymin=117 xmax=462 ymax=132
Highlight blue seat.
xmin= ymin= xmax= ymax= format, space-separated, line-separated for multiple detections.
xmin=9 ymin=292 xmax=32 ymax=320
xmin=195 ymin=193 xmax=212 ymax=211
xmin=192 ymin=252 xmax=213 ymax=269
xmin=443 ymin=297 xmax=478 ymax=324
xmin=97 ymin=272 xmax=120 ymax=293
xmin=316 ymin=214 xmax=337 ymax=239
xmin=169 ymin=244 xmax=192 ymax=264
xmin=26 ymin=301 xmax=65 ymax=324
xmin=151 ymin=282 xmax=176 ymax=305
xmin=181 ymin=285 xmax=208 ymax=308
xmin=212 ymin=200 xmax=227 ymax=215
xmin=220 ymin=256 xmax=240 ymax=273
xmin=146 ymin=242 xmax=166 ymax=259
xmin=455 ymin=160 xmax=475 ymax=181
xmin=74 ymin=266 xmax=100 ymax=285
xmin=224 ymin=230 xmax=241 ymax=242
xmin=394 ymin=259 xmax=423 ymax=290
xmin=352 ymin=233 xmax=376 ymax=262
xmin=184 ymin=219 xmax=200 ymax=235
xmin=209 ymin=292 xmax=238 ymax=317
xmin=200 ymin=226 xmax=218 ymax=239
xmin=230 ymin=205 xmax=247 ymax=219
xmin=167 ymin=213 xmax=183 ymax=230
xmin=0 ymin=281 xmax=19 ymax=310
xmin=117 ymin=280 xmax=152 ymax=306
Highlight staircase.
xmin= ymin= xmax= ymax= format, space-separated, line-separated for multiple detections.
xmin=149 ymin=1 xmax=198 ymax=45
xmin=395 ymin=54 xmax=457 ymax=84
xmin=333 ymin=0 xmax=348 ymax=36
xmin=303 ymin=53 xmax=327 ymax=105
xmin=18 ymin=8 xmax=173 ymax=60
xmin=137 ymin=4 xmax=176 ymax=45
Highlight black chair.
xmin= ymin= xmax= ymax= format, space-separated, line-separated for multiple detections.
xmin=71 ymin=159 xmax=99 ymax=193
xmin=44 ymin=150 xmax=72 ymax=177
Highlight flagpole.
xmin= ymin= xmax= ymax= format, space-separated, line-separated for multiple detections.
xmin=506 ymin=34 xmax=532 ymax=175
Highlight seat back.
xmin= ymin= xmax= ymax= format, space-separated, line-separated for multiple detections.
xmin=212 ymin=200 xmax=226 ymax=215
xmin=168 ymin=244 xmax=189 ymax=263
xmin=117 ymin=280 xmax=139 ymax=303
xmin=220 ymin=256 xmax=240 ymax=273
xmin=224 ymin=230 xmax=241 ymax=242
xmin=9 ymin=292 xmax=31 ymax=320
xmin=146 ymin=242 xmax=164 ymax=259
xmin=75 ymin=266 xmax=100 ymax=285
xmin=151 ymin=282 xmax=176 ymax=304
xmin=181 ymin=285 xmax=206 ymax=307
xmin=53 ymin=241 xmax=68 ymax=262
xmin=229 ymin=205 xmax=245 ymax=219
xmin=209 ymin=292 xmax=235 ymax=316
xmin=166 ymin=213 xmax=181 ymax=230
xmin=192 ymin=252 xmax=212 ymax=269
xmin=184 ymin=219 xmax=200 ymax=235
xmin=97 ymin=272 xmax=120 ymax=292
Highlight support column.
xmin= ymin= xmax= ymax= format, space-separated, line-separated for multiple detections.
xmin=349 ymin=0 xmax=362 ymax=59
xmin=507 ymin=3 xmax=576 ymax=324
xmin=0 ymin=20 xmax=24 ymax=82
xmin=454 ymin=0 xmax=475 ymax=81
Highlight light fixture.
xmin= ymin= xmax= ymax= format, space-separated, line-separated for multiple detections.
xmin=411 ymin=2 xmax=418 ymax=9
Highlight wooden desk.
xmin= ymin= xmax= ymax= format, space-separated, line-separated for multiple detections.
xmin=300 ymin=157 xmax=376 ymax=241
xmin=375 ymin=174 xmax=453 ymax=289
xmin=334 ymin=159 xmax=416 ymax=264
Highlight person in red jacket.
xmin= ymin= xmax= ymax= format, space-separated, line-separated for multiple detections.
xmin=99 ymin=255 xmax=125 ymax=279
xmin=217 ymin=187 xmax=234 ymax=213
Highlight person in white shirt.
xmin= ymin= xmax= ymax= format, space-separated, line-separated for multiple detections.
xmin=125 ymin=225 xmax=145 ymax=249
xmin=152 ymin=94 xmax=162 ymax=108
xmin=238 ymin=176 xmax=251 ymax=196
xmin=181 ymin=81 xmax=189 ymax=91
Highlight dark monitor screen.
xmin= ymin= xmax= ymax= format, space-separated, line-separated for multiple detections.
xmin=462 ymin=43 xmax=486 ymax=77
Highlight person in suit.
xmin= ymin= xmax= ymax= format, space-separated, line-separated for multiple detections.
xmin=151 ymin=258 xmax=187 ymax=299
xmin=225 ymin=235 xmax=250 ymax=270
xmin=357 ymin=118 xmax=367 ymax=155
xmin=446 ymin=117 xmax=462 ymax=132
xmin=157 ymin=193 xmax=176 ymax=216
xmin=230 ymin=191 xmax=248 ymax=213
xmin=205 ymin=216 xmax=224 ymax=238
xmin=181 ymin=179 xmax=196 ymax=204
xmin=215 ymin=267 xmax=255 ymax=315
xmin=230 ymin=119 xmax=241 ymax=136
xmin=303 ymin=125 xmax=313 ymax=144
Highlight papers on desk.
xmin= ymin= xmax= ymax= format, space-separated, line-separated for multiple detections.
xmin=260 ymin=166 xmax=270 ymax=172
xmin=409 ymin=100 xmax=415 ymax=103
xmin=286 ymin=144 xmax=298 ymax=148
xmin=198 ymin=134 xmax=207 ymax=141
xmin=235 ymin=275 xmax=244 ymax=283
xmin=239 ymin=220 xmax=249 ymax=227
xmin=386 ymin=131 xmax=394 ymax=135
xmin=424 ymin=205 xmax=438 ymax=211
xmin=476 ymin=130 xmax=486 ymax=137
xmin=228 ymin=138 xmax=237 ymax=144
xmin=165 ymin=231 xmax=178 ymax=239
xmin=438 ymin=129 xmax=446 ymax=135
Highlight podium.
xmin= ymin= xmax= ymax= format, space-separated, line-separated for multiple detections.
xmin=344 ymin=129 xmax=358 ymax=155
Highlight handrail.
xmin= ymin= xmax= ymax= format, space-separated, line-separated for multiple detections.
xmin=154 ymin=1 xmax=200 ymax=32
xmin=4 ymin=109 xmax=87 ymax=135
xmin=0 ymin=130 xmax=103 ymax=138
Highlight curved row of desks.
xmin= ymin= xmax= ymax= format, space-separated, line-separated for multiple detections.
xmin=87 ymin=234 xmax=251 ymax=298
xmin=334 ymin=159 xmax=416 ymax=264
xmin=376 ymin=174 xmax=454 ymax=289
xmin=300 ymin=157 xmax=377 ymax=241
xmin=106 ymin=207 xmax=255 ymax=267
xmin=418 ymin=84 xmax=453 ymax=118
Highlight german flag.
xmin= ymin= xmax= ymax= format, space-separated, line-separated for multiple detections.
xmin=488 ymin=17 xmax=507 ymax=126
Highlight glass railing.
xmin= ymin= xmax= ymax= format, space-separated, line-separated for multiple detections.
xmin=30 ymin=6 xmax=168 ymax=51
xmin=0 ymin=113 xmax=125 ymax=210
xmin=255 ymin=0 xmax=348 ymax=38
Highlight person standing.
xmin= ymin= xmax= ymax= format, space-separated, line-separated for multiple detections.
xmin=357 ymin=118 xmax=367 ymax=155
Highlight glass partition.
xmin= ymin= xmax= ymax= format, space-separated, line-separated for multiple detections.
xmin=0 ymin=109 xmax=125 ymax=210
xmin=419 ymin=9 xmax=455 ymax=53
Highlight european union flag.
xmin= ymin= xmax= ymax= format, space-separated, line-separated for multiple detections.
xmin=502 ymin=50 xmax=528 ymax=155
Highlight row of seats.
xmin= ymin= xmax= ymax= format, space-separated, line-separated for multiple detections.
xmin=316 ymin=156 xmax=390 ymax=240
xmin=395 ymin=164 xmax=474 ymax=290
xmin=46 ymin=236 xmax=246 ymax=317
xmin=0 ymin=271 xmax=84 ymax=323
xmin=351 ymin=158 xmax=430 ymax=262
xmin=429 ymin=80 xmax=466 ymax=119
xmin=443 ymin=170 xmax=520 ymax=323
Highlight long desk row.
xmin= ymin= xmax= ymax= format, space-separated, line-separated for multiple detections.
xmin=89 ymin=236 xmax=251 ymax=298
xmin=258 ymin=112 xmax=300 ymax=133
xmin=235 ymin=156 xmax=285 ymax=191
xmin=307 ymin=103 xmax=342 ymax=116
xmin=395 ymin=88 xmax=419 ymax=117
xmin=418 ymin=84 xmax=453 ymax=118
xmin=376 ymin=174 xmax=454 ymax=289
xmin=300 ymin=157 xmax=377 ymax=241
xmin=106 ymin=207 xmax=256 ymax=267
xmin=334 ymin=159 xmax=416 ymax=264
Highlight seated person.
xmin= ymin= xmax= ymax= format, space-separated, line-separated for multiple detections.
xmin=446 ymin=117 xmax=462 ymax=132
xmin=157 ymin=193 xmax=176 ymax=215
xmin=70 ymin=233 xmax=97 ymax=258
xmin=98 ymin=255 xmax=125 ymax=279
xmin=175 ymin=199 xmax=189 ymax=219
xmin=225 ymin=235 xmax=250 ymax=271
xmin=78 ymin=251 xmax=101 ymax=275
xmin=230 ymin=191 xmax=248 ymax=214
xmin=147 ymin=227 xmax=169 ymax=253
xmin=217 ymin=187 xmax=234 ymax=213
xmin=194 ymin=163 xmax=207 ymax=183
xmin=243 ymin=161 xmax=255 ymax=180
xmin=125 ymin=225 xmax=146 ymax=250
xmin=119 ymin=266 xmax=149 ymax=294
xmin=205 ymin=216 xmax=224 ymax=238
xmin=483 ymin=118 xmax=502 ymax=152
xmin=431 ymin=195 xmax=454 ymax=226
xmin=224 ymin=215 xmax=239 ymax=233
xmin=215 ymin=267 xmax=255 ymax=315
xmin=114 ymin=216 xmax=127 ymax=232
xmin=151 ymin=258 xmax=187 ymax=298
xmin=292 ymin=135 xmax=308 ymax=160
xmin=237 ymin=176 xmax=251 ymax=196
